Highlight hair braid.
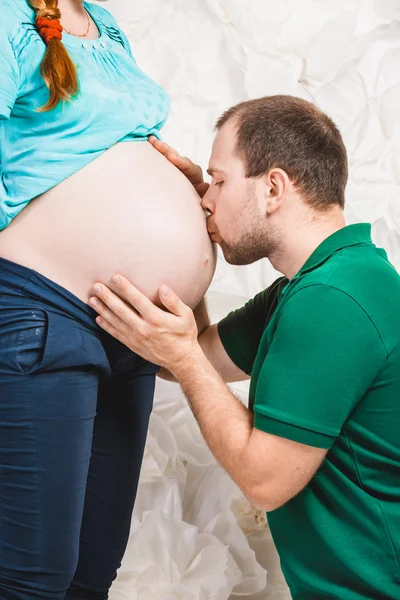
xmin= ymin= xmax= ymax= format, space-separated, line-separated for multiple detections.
xmin=28 ymin=0 xmax=79 ymax=111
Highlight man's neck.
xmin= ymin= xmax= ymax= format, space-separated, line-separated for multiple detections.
xmin=271 ymin=209 xmax=346 ymax=280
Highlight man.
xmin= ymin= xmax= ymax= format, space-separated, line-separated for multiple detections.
xmin=89 ymin=96 xmax=400 ymax=599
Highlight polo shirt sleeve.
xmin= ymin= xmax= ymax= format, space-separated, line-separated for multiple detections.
xmin=254 ymin=284 xmax=387 ymax=449
xmin=0 ymin=24 xmax=20 ymax=119
xmin=218 ymin=277 xmax=286 ymax=376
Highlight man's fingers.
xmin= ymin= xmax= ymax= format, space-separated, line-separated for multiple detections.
xmin=148 ymin=136 xmax=179 ymax=161
xmin=95 ymin=315 xmax=128 ymax=347
xmin=104 ymin=276 xmax=161 ymax=322
xmin=148 ymin=135 xmax=162 ymax=149
xmin=176 ymin=157 xmax=204 ymax=185
xmin=91 ymin=283 xmax=145 ymax=329
xmin=89 ymin=291 xmax=140 ymax=332
xmin=196 ymin=182 xmax=210 ymax=198
xmin=166 ymin=152 xmax=193 ymax=172
xmin=148 ymin=136 xmax=206 ymax=189
xmin=148 ymin=135 xmax=166 ymax=150
xmin=159 ymin=285 xmax=189 ymax=318
xmin=155 ymin=143 xmax=196 ymax=176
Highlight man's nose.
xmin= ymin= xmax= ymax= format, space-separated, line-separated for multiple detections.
xmin=201 ymin=187 xmax=214 ymax=214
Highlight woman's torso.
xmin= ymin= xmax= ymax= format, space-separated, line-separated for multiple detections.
xmin=0 ymin=0 xmax=216 ymax=307
xmin=0 ymin=141 xmax=216 ymax=307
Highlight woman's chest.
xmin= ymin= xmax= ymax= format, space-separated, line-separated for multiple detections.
xmin=11 ymin=26 xmax=169 ymax=138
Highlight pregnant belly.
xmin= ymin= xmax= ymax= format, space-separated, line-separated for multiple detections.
xmin=0 ymin=142 xmax=217 ymax=308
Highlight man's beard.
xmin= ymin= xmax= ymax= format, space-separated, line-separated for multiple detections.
xmin=218 ymin=185 xmax=281 ymax=266
xmin=219 ymin=225 xmax=280 ymax=265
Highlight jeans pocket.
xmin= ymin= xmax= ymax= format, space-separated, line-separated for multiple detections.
xmin=16 ymin=309 xmax=49 ymax=374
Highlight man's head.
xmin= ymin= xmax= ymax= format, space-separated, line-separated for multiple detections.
xmin=202 ymin=95 xmax=348 ymax=266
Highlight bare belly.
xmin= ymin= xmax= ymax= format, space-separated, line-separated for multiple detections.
xmin=0 ymin=142 xmax=217 ymax=308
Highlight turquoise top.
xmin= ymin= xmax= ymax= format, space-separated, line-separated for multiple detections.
xmin=0 ymin=0 xmax=170 ymax=230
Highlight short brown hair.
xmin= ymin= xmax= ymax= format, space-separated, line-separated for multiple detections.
xmin=216 ymin=95 xmax=348 ymax=210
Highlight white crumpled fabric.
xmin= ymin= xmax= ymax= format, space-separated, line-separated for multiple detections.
xmin=97 ymin=1 xmax=400 ymax=598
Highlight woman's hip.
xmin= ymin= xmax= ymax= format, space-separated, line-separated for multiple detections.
xmin=0 ymin=256 xmax=157 ymax=378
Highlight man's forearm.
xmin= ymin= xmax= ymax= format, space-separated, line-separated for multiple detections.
xmin=170 ymin=346 xmax=254 ymax=492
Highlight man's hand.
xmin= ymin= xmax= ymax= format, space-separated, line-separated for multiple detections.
xmin=89 ymin=275 xmax=202 ymax=373
xmin=148 ymin=136 xmax=209 ymax=198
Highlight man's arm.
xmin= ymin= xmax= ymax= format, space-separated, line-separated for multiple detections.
xmin=158 ymin=284 xmax=385 ymax=511
xmin=171 ymin=348 xmax=327 ymax=512
xmin=159 ymin=278 xmax=286 ymax=383
xmin=90 ymin=277 xmax=387 ymax=512
xmin=89 ymin=277 xmax=331 ymax=511
xmin=159 ymin=297 xmax=250 ymax=383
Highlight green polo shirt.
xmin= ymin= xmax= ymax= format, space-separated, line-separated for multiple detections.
xmin=218 ymin=224 xmax=400 ymax=599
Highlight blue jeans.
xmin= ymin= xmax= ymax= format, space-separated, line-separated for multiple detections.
xmin=0 ymin=258 xmax=159 ymax=599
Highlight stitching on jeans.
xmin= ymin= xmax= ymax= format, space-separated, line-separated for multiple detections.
xmin=15 ymin=309 xmax=48 ymax=374
xmin=21 ymin=372 xmax=43 ymax=573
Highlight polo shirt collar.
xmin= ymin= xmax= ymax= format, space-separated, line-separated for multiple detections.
xmin=298 ymin=223 xmax=372 ymax=275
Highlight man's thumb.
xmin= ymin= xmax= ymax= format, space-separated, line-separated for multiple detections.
xmin=159 ymin=285 xmax=183 ymax=316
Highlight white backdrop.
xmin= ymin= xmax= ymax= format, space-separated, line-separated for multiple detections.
xmin=98 ymin=1 xmax=400 ymax=598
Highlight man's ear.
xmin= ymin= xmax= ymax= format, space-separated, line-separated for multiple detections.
xmin=265 ymin=168 xmax=290 ymax=214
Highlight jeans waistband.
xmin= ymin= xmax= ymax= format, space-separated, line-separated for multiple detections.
xmin=0 ymin=257 xmax=98 ymax=334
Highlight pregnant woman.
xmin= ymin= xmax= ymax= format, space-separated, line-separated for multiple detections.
xmin=0 ymin=0 xmax=216 ymax=598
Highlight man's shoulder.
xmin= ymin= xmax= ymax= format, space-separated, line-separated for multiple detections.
xmin=250 ymin=276 xmax=288 ymax=322
xmin=220 ymin=276 xmax=287 ymax=329
xmin=262 ymin=276 xmax=288 ymax=304
xmin=296 ymin=242 xmax=400 ymax=300
xmin=287 ymin=249 xmax=400 ymax=352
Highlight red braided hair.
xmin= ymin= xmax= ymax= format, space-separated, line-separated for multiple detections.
xmin=28 ymin=0 xmax=79 ymax=111
xmin=36 ymin=17 xmax=63 ymax=44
